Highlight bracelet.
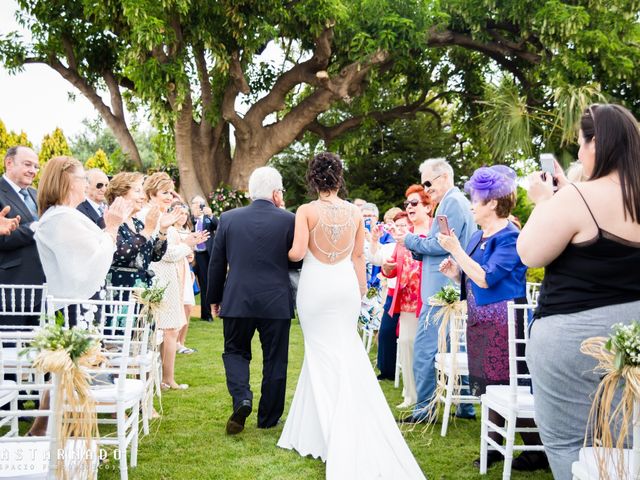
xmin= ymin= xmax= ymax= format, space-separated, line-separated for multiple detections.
xmin=158 ymin=230 xmax=167 ymax=237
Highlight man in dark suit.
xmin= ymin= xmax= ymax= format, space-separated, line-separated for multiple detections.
xmin=0 ymin=146 xmax=45 ymax=326
xmin=189 ymin=195 xmax=218 ymax=321
xmin=77 ymin=168 xmax=108 ymax=228
xmin=208 ymin=166 xmax=296 ymax=435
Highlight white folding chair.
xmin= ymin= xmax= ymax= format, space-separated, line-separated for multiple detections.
xmin=525 ymin=282 xmax=541 ymax=305
xmin=572 ymin=392 xmax=640 ymax=479
xmin=105 ymin=286 xmax=159 ymax=435
xmin=479 ymin=302 xmax=544 ymax=480
xmin=0 ymin=331 xmax=97 ymax=479
xmin=0 ymin=283 xmax=48 ymax=330
xmin=435 ymin=313 xmax=480 ymax=436
xmin=50 ymin=297 xmax=142 ymax=480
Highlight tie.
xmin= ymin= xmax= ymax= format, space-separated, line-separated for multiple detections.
xmin=98 ymin=204 xmax=105 ymax=216
xmin=195 ymin=217 xmax=206 ymax=251
xmin=19 ymin=188 xmax=38 ymax=220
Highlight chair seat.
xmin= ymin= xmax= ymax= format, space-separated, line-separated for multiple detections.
xmin=481 ymin=385 xmax=536 ymax=417
xmin=0 ymin=380 xmax=18 ymax=407
xmin=0 ymin=439 xmax=97 ymax=479
xmin=435 ymin=352 xmax=469 ymax=374
xmin=91 ymin=378 xmax=144 ymax=407
xmin=572 ymin=447 xmax=639 ymax=480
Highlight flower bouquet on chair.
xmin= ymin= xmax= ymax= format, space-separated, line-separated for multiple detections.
xmin=22 ymin=319 xmax=104 ymax=479
xmin=580 ymin=321 xmax=640 ymax=480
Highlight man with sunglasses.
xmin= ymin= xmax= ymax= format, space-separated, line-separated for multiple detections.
xmin=393 ymin=157 xmax=477 ymax=424
xmin=77 ymin=168 xmax=109 ymax=229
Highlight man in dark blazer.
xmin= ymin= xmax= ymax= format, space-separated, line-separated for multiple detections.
xmin=77 ymin=168 xmax=108 ymax=228
xmin=208 ymin=166 xmax=296 ymax=435
xmin=189 ymin=195 xmax=218 ymax=321
xmin=0 ymin=146 xmax=45 ymax=326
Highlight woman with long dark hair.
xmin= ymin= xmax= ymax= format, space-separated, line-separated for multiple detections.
xmin=518 ymin=104 xmax=640 ymax=480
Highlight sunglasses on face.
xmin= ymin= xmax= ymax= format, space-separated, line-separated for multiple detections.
xmin=421 ymin=174 xmax=443 ymax=189
xmin=96 ymin=182 xmax=108 ymax=189
xmin=403 ymin=199 xmax=421 ymax=208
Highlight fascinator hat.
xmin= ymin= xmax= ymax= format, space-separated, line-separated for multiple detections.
xmin=464 ymin=165 xmax=518 ymax=202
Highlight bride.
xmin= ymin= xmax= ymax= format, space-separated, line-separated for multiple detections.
xmin=277 ymin=152 xmax=425 ymax=479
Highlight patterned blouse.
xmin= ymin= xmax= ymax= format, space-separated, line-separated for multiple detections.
xmin=108 ymin=218 xmax=167 ymax=288
xmin=398 ymin=245 xmax=422 ymax=313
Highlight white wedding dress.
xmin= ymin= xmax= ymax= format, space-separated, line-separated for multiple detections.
xmin=278 ymin=201 xmax=425 ymax=480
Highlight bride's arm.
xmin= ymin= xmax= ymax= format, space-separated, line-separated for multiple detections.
xmin=351 ymin=209 xmax=367 ymax=297
xmin=288 ymin=204 xmax=309 ymax=262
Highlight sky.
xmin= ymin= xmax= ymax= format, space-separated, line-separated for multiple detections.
xmin=0 ymin=1 xmax=136 ymax=146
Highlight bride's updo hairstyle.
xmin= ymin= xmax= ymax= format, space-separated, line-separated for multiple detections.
xmin=307 ymin=152 xmax=345 ymax=194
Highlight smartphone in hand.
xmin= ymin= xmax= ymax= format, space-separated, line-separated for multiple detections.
xmin=540 ymin=153 xmax=558 ymax=190
xmin=436 ymin=215 xmax=451 ymax=235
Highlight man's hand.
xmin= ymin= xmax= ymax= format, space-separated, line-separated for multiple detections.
xmin=203 ymin=206 xmax=213 ymax=216
xmin=211 ymin=304 xmax=220 ymax=318
xmin=0 ymin=206 xmax=19 ymax=236
xmin=392 ymin=229 xmax=407 ymax=247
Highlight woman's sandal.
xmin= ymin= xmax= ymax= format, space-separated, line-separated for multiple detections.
xmin=161 ymin=382 xmax=189 ymax=391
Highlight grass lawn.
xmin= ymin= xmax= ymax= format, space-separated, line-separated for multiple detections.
xmin=98 ymin=318 xmax=553 ymax=480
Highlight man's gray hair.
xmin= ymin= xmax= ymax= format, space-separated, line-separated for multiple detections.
xmin=361 ymin=202 xmax=379 ymax=217
xmin=419 ymin=158 xmax=454 ymax=181
xmin=248 ymin=166 xmax=283 ymax=200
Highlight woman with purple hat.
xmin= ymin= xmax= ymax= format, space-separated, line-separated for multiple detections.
xmin=437 ymin=165 xmax=547 ymax=471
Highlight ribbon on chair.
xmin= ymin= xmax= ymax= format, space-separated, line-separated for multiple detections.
xmin=580 ymin=336 xmax=640 ymax=480
xmin=132 ymin=287 xmax=164 ymax=424
xmin=32 ymin=343 xmax=104 ymax=479
xmin=423 ymin=297 xmax=467 ymax=425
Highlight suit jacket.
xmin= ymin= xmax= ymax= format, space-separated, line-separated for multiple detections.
xmin=192 ymin=214 xmax=218 ymax=254
xmin=207 ymin=199 xmax=296 ymax=319
xmin=77 ymin=199 xmax=106 ymax=229
xmin=404 ymin=187 xmax=476 ymax=302
xmin=0 ymin=177 xmax=45 ymax=285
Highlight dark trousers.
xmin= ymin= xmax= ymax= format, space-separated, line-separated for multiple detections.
xmin=222 ymin=317 xmax=290 ymax=428
xmin=377 ymin=294 xmax=399 ymax=379
xmin=194 ymin=251 xmax=211 ymax=319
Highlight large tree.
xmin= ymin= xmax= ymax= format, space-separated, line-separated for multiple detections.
xmin=2 ymin=0 xmax=639 ymax=199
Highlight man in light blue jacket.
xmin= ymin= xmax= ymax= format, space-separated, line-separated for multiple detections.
xmin=395 ymin=158 xmax=477 ymax=423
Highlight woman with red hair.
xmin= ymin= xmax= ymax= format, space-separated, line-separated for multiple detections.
xmin=382 ymin=185 xmax=435 ymax=409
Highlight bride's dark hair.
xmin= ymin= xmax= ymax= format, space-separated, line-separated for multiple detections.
xmin=306 ymin=152 xmax=346 ymax=195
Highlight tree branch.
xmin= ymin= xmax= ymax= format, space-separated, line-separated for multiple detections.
xmin=305 ymin=94 xmax=442 ymax=143
xmin=103 ymin=70 xmax=125 ymax=120
xmin=221 ymin=51 xmax=250 ymax=136
xmin=245 ymin=26 xmax=334 ymax=126
xmin=61 ymin=36 xmax=77 ymax=71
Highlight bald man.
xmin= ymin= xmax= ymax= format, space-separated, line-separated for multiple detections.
xmin=77 ymin=168 xmax=109 ymax=228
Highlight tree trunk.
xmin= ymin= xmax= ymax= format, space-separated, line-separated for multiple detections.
xmin=106 ymin=117 xmax=143 ymax=169
xmin=174 ymin=98 xmax=203 ymax=201
xmin=228 ymin=133 xmax=272 ymax=189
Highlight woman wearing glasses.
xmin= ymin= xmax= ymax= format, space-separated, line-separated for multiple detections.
xmin=382 ymin=185 xmax=434 ymax=409
xmin=438 ymin=166 xmax=545 ymax=470
xmin=518 ymin=104 xmax=640 ymax=479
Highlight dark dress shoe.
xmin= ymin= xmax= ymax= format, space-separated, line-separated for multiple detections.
xmin=396 ymin=415 xmax=426 ymax=424
xmin=511 ymin=451 xmax=549 ymax=471
xmin=257 ymin=419 xmax=282 ymax=429
xmin=376 ymin=374 xmax=393 ymax=381
xmin=454 ymin=413 xmax=477 ymax=420
xmin=473 ymin=451 xmax=503 ymax=469
xmin=226 ymin=400 xmax=252 ymax=435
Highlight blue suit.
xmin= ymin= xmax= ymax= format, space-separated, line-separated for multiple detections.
xmin=404 ymin=187 xmax=476 ymax=418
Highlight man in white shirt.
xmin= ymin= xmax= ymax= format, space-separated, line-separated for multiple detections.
xmin=77 ymin=168 xmax=109 ymax=228
xmin=0 ymin=146 xmax=45 ymax=326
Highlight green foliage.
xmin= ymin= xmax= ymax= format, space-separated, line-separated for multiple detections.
xmin=526 ymin=268 xmax=545 ymax=284
xmin=39 ymin=127 xmax=71 ymax=163
xmin=0 ymin=119 xmax=32 ymax=175
xmin=605 ymin=321 xmax=640 ymax=371
xmin=512 ymin=186 xmax=534 ymax=227
xmin=23 ymin=322 xmax=99 ymax=363
xmin=432 ymin=285 xmax=461 ymax=305
xmin=84 ymin=148 xmax=113 ymax=174
xmin=207 ymin=184 xmax=250 ymax=217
